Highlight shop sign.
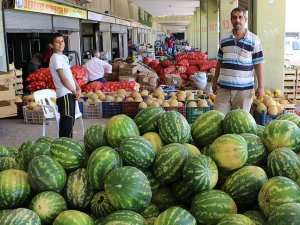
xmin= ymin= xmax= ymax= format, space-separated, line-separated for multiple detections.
xmin=115 ymin=18 xmax=131 ymax=27
xmin=14 ymin=0 xmax=87 ymax=19
xmin=131 ymin=21 xmax=141 ymax=28
xmin=88 ymin=11 xmax=115 ymax=23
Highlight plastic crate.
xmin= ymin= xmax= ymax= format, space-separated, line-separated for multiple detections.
xmin=186 ymin=106 xmax=210 ymax=124
xmin=82 ymin=102 xmax=103 ymax=118
xmin=163 ymin=106 xmax=186 ymax=117
xmin=102 ymin=102 xmax=122 ymax=118
xmin=23 ymin=106 xmax=44 ymax=124
xmin=253 ymin=109 xmax=285 ymax=126
xmin=78 ymin=102 xmax=83 ymax=114
xmin=122 ymin=102 xmax=140 ymax=118
xmin=159 ymin=85 xmax=176 ymax=91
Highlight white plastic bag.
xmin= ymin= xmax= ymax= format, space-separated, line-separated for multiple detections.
xmin=191 ymin=72 xmax=207 ymax=90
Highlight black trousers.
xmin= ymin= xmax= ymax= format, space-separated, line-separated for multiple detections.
xmin=56 ymin=93 xmax=75 ymax=138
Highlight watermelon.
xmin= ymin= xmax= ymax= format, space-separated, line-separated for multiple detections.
xmin=239 ymin=133 xmax=266 ymax=165
xmin=191 ymin=189 xmax=237 ymax=224
xmin=276 ymin=113 xmax=300 ymax=127
xmin=182 ymin=143 xmax=201 ymax=156
xmin=222 ymin=166 xmax=268 ymax=204
xmin=142 ymin=132 xmax=164 ymax=153
xmin=152 ymin=143 xmax=189 ymax=184
xmin=0 ymin=169 xmax=31 ymax=209
xmin=183 ymin=155 xmax=218 ymax=192
xmin=84 ymin=124 xmax=108 ymax=153
xmin=87 ymin=146 xmax=122 ymax=190
xmin=30 ymin=191 xmax=67 ymax=224
xmin=0 ymin=209 xmax=10 ymax=219
xmin=23 ymin=142 xmax=51 ymax=169
xmin=50 ymin=137 xmax=84 ymax=170
xmin=53 ymin=210 xmax=94 ymax=225
xmin=216 ymin=214 xmax=254 ymax=225
xmin=18 ymin=140 xmax=35 ymax=152
xmin=65 ymin=168 xmax=94 ymax=210
xmin=151 ymin=187 xmax=178 ymax=211
xmin=243 ymin=210 xmax=267 ymax=225
xmin=91 ymin=191 xmax=115 ymax=218
xmin=0 ymin=157 xmax=17 ymax=172
xmin=101 ymin=210 xmax=146 ymax=225
xmin=0 ymin=145 xmax=8 ymax=157
xmin=223 ymin=109 xmax=257 ymax=134
xmin=6 ymin=147 xmax=18 ymax=158
xmin=258 ymin=176 xmax=300 ymax=217
xmin=209 ymin=134 xmax=248 ymax=171
xmin=256 ymin=124 xmax=265 ymax=139
xmin=119 ymin=136 xmax=155 ymax=169
xmin=104 ymin=166 xmax=152 ymax=212
xmin=268 ymin=202 xmax=300 ymax=225
xmin=107 ymin=114 xmax=140 ymax=148
xmin=15 ymin=150 xmax=26 ymax=171
xmin=267 ymin=147 xmax=300 ymax=181
xmin=28 ymin=155 xmax=67 ymax=193
xmin=143 ymin=170 xmax=160 ymax=193
xmin=146 ymin=217 xmax=157 ymax=225
xmin=134 ymin=106 xmax=165 ymax=134
xmin=158 ymin=111 xmax=191 ymax=144
xmin=140 ymin=203 xmax=160 ymax=219
xmin=191 ymin=110 xmax=224 ymax=147
xmin=154 ymin=206 xmax=196 ymax=225
xmin=262 ymin=120 xmax=300 ymax=152
xmin=0 ymin=208 xmax=41 ymax=225
xmin=172 ymin=179 xmax=195 ymax=204
xmin=36 ymin=136 xmax=54 ymax=145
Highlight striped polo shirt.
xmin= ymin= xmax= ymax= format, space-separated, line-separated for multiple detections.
xmin=217 ymin=29 xmax=264 ymax=90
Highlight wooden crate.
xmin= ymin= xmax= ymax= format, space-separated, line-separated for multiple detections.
xmin=0 ymin=73 xmax=17 ymax=118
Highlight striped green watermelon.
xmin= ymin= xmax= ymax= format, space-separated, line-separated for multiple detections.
xmin=0 ymin=145 xmax=8 ymax=157
xmin=191 ymin=189 xmax=237 ymax=224
xmin=107 ymin=114 xmax=140 ymax=148
xmin=29 ymin=191 xmax=67 ymax=224
xmin=143 ymin=170 xmax=160 ymax=193
xmin=94 ymin=218 xmax=104 ymax=225
xmin=53 ymin=210 xmax=94 ymax=225
xmin=191 ymin=110 xmax=224 ymax=147
xmin=0 ymin=209 xmax=10 ymax=219
xmin=222 ymin=166 xmax=268 ymax=204
xmin=262 ymin=120 xmax=300 ymax=152
xmin=172 ymin=178 xmax=195 ymax=204
xmin=158 ymin=111 xmax=191 ymax=144
xmin=28 ymin=155 xmax=67 ymax=193
xmin=101 ymin=210 xmax=146 ymax=225
xmin=152 ymin=143 xmax=189 ymax=184
xmin=23 ymin=142 xmax=51 ymax=169
xmin=146 ymin=217 xmax=157 ymax=225
xmin=87 ymin=146 xmax=122 ymax=190
xmin=152 ymin=186 xmax=178 ymax=211
xmin=256 ymin=125 xmax=265 ymax=138
xmin=0 ymin=208 xmax=41 ymax=225
xmin=276 ymin=113 xmax=300 ymax=127
xmin=119 ymin=136 xmax=155 ymax=169
xmin=268 ymin=202 xmax=300 ymax=225
xmin=36 ymin=136 xmax=54 ymax=145
xmin=0 ymin=169 xmax=31 ymax=209
xmin=154 ymin=206 xmax=196 ymax=225
xmin=50 ymin=137 xmax=84 ymax=170
xmin=134 ymin=106 xmax=165 ymax=134
xmin=182 ymin=143 xmax=201 ymax=156
xmin=6 ymin=147 xmax=18 ymax=158
xmin=18 ymin=140 xmax=35 ymax=152
xmin=84 ymin=124 xmax=108 ymax=153
xmin=91 ymin=191 xmax=115 ymax=219
xmin=0 ymin=157 xmax=17 ymax=172
xmin=267 ymin=148 xmax=300 ymax=181
xmin=209 ymin=134 xmax=248 ymax=171
xmin=223 ymin=109 xmax=257 ymax=134
xmin=217 ymin=214 xmax=254 ymax=225
xmin=15 ymin=150 xmax=26 ymax=171
xmin=258 ymin=176 xmax=300 ymax=217
xmin=239 ymin=133 xmax=266 ymax=165
xmin=65 ymin=168 xmax=94 ymax=210
xmin=243 ymin=210 xmax=267 ymax=225
xmin=142 ymin=132 xmax=164 ymax=153
xmin=183 ymin=155 xmax=218 ymax=192
xmin=104 ymin=166 xmax=151 ymax=212
xmin=140 ymin=203 xmax=160 ymax=219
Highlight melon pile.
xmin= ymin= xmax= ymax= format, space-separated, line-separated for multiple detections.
xmin=0 ymin=108 xmax=300 ymax=225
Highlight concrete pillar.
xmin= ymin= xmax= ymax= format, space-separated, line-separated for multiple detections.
xmin=207 ymin=0 xmax=218 ymax=58
xmin=102 ymin=32 xmax=112 ymax=61
xmin=219 ymin=0 xmax=238 ymax=37
xmin=69 ymin=32 xmax=81 ymax=65
xmin=200 ymin=0 xmax=208 ymax=52
xmin=0 ymin=7 xmax=7 ymax=71
xmin=196 ymin=8 xmax=201 ymax=48
xmin=252 ymin=0 xmax=286 ymax=91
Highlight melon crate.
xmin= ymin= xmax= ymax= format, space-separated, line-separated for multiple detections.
xmin=82 ymin=102 xmax=102 ymax=118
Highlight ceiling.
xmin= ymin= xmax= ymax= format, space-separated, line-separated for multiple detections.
xmin=132 ymin=0 xmax=200 ymax=33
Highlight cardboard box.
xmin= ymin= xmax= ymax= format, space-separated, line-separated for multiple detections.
xmin=137 ymin=73 xmax=158 ymax=87
xmin=119 ymin=76 xmax=136 ymax=82
xmin=107 ymin=72 xmax=119 ymax=82
xmin=111 ymin=61 xmax=127 ymax=72
xmin=119 ymin=64 xmax=137 ymax=77
xmin=165 ymin=74 xmax=183 ymax=88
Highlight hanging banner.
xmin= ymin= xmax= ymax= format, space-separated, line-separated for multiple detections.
xmin=115 ymin=18 xmax=131 ymax=27
xmin=14 ymin=0 xmax=87 ymax=19
xmin=88 ymin=11 xmax=115 ymax=23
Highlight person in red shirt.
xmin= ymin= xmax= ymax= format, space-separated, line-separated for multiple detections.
xmin=42 ymin=43 xmax=53 ymax=67
xmin=167 ymin=37 xmax=174 ymax=54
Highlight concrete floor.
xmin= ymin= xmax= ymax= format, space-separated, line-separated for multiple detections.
xmin=0 ymin=118 xmax=109 ymax=148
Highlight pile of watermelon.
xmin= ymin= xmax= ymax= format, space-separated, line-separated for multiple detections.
xmin=143 ymin=52 xmax=217 ymax=86
xmin=0 ymin=109 xmax=300 ymax=224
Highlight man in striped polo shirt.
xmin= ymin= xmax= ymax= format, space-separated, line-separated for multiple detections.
xmin=212 ymin=7 xmax=264 ymax=115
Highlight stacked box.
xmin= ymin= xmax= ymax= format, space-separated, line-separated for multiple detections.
xmin=82 ymin=102 xmax=102 ymax=118
xmin=185 ymin=100 xmax=210 ymax=124
xmin=122 ymin=102 xmax=140 ymax=118
xmin=162 ymin=106 xmax=186 ymax=117
xmin=23 ymin=106 xmax=44 ymax=124
xmin=102 ymin=102 xmax=122 ymax=118
xmin=253 ymin=109 xmax=285 ymax=126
